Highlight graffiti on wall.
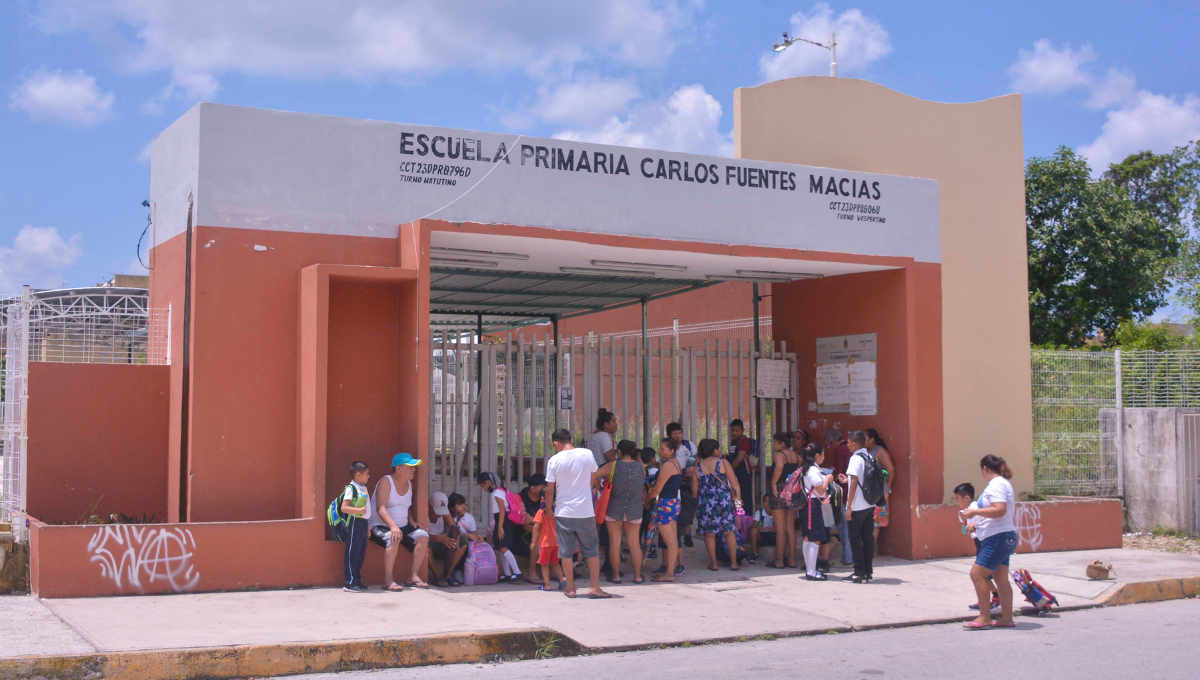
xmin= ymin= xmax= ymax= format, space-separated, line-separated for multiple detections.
xmin=1015 ymin=503 xmax=1043 ymax=552
xmin=87 ymin=525 xmax=200 ymax=592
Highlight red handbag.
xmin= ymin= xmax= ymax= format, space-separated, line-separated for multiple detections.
xmin=593 ymin=462 xmax=618 ymax=525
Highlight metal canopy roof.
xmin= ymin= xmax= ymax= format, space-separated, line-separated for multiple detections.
xmin=429 ymin=267 xmax=722 ymax=332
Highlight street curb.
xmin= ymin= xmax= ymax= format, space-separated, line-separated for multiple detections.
xmin=0 ymin=628 xmax=585 ymax=680
xmin=1100 ymin=576 xmax=1200 ymax=607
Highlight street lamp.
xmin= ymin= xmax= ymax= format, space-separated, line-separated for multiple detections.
xmin=772 ymin=31 xmax=838 ymax=77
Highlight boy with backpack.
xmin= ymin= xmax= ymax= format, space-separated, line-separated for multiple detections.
xmin=843 ymin=431 xmax=885 ymax=584
xmin=332 ymin=461 xmax=372 ymax=592
xmin=955 ymin=482 xmax=1000 ymax=613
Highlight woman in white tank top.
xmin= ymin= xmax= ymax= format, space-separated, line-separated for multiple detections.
xmin=370 ymin=453 xmax=430 ymax=591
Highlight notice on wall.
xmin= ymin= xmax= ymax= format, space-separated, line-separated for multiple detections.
xmin=815 ymin=333 xmax=877 ymax=414
xmin=816 ymin=363 xmax=849 ymax=405
xmin=559 ymin=385 xmax=575 ymax=411
xmin=756 ymin=359 xmax=793 ymax=399
xmin=848 ymin=360 xmax=877 ymax=416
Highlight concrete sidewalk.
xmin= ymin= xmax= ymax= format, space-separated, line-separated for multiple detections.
xmin=3 ymin=547 xmax=1198 ymax=678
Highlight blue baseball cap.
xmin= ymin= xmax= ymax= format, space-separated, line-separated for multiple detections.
xmin=391 ymin=453 xmax=421 ymax=468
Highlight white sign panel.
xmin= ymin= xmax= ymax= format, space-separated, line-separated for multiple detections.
xmin=756 ymin=359 xmax=792 ymax=399
xmin=559 ymin=385 xmax=575 ymax=412
xmin=152 ymin=104 xmax=941 ymax=263
xmin=815 ymin=333 xmax=878 ymax=414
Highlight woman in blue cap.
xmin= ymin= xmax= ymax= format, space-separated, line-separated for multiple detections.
xmin=369 ymin=453 xmax=431 ymax=591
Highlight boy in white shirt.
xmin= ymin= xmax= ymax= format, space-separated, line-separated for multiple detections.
xmin=748 ymin=493 xmax=776 ymax=564
xmin=955 ymin=482 xmax=999 ymax=612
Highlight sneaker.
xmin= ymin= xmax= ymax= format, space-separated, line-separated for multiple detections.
xmin=675 ymin=564 xmax=685 ymax=576
xmin=968 ymin=602 xmax=981 ymax=611
xmin=817 ymin=558 xmax=830 ymax=573
xmin=654 ymin=564 xmax=667 ymax=575
xmin=990 ymin=596 xmax=1001 ymax=613
xmin=343 ymin=584 xmax=367 ymax=593
xmin=805 ymin=573 xmax=829 ymax=581
xmin=683 ymin=535 xmax=694 ymax=548
xmin=747 ymin=552 xmax=759 ymax=564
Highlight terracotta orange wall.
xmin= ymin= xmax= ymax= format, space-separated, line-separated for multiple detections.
xmin=150 ymin=226 xmax=400 ymax=522
xmin=26 ymin=362 xmax=170 ymax=524
xmin=771 ymin=265 xmax=943 ymax=558
xmin=29 ymin=516 xmax=403 ymax=598
xmin=554 ymin=281 xmax=770 ymax=339
xmin=911 ymin=500 xmax=1123 ymax=560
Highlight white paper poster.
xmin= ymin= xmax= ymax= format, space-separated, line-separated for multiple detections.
xmin=756 ymin=359 xmax=792 ymax=399
xmin=815 ymin=333 xmax=877 ymax=414
xmin=816 ymin=363 xmax=850 ymax=406
xmin=559 ymin=385 xmax=575 ymax=411
xmin=848 ymin=360 xmax=877 ymax=415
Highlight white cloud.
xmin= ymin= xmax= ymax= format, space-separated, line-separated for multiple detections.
xmin=1008 ymin=40 xmax=1095 ymax=95
xmin=34 ymin=0 xmax=693 ymax=112
xmin=0 ymin=226 xmax=85 ymax=296
xmin=554 ymin=84 xmax=731 ymax=156
xmin=541 ymin=77 xmax=641 ymax=125
xmin=143 ymin=72 xmax=220 ymax=115
xmin=1008 ymin=40 xmax=1136 ymax=110
xmin=759 ymin=4 xmax=891 ymax=82
xmin=8 ymin=69 xmax=114 ymax=127
xmin=1009 ymin=40 xmax=1200 ymax=170
xmin=1080 ymin=91 xmax=1200 ymax=169
xmin=500 ymin=75 xmax=641 ymax=129
xmin=1084 ymin=67 xmax=1137 ymax=110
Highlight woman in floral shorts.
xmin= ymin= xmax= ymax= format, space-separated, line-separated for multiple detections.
xmin=647 ymin=437 xmax=683 ymax=582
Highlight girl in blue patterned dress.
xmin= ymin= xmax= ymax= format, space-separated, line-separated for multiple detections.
xmin=691 ymin=438 xmax=742 ymax=571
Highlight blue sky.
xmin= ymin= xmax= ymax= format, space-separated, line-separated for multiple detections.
xmin=2 ymin=1 xmax=1198 ymax=315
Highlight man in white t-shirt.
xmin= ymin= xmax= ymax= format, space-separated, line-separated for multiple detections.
xmin=544 ymin=428 xmax=610 ymax=599
xmin=843 ymin=430 xmax=876 ymax=584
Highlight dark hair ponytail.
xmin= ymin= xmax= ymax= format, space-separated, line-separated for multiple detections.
xmin=772 ymin=431 xmax=791 ymax=446
xmin=865 ymin=427 xmax=887 ymax=450
xmin=697 ymin=438 xmax=720 ymax=459
xmin=801 ymin=442 xmax=823 ymax=474
xmin=980 ymin=455 xmax=1013 ymax=480
xmin=595 ymin=408 xmax=614 ymax=430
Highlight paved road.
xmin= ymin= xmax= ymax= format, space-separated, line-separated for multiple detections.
xmin=301 ymin=599 xmax=1198 ymax=680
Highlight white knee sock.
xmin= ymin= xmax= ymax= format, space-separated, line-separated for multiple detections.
xmin=803 ymin=541 xmax=820 ymax=576
xmin=502 ymin=550 xmax=519 ymax=576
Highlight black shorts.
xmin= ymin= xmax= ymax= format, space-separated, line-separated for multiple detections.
xmin=369 ymin=524 xmax=428 ymax=552
xmin=756 ymin=529 xmax=776 ymax=547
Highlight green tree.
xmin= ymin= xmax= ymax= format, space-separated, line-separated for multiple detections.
xmin=1105 ymin=143 xmax=1200 ymax=318
xmin=1110 ymin=319 xmax=1197 ymax=350
xmin=1027 ymin=147 xmax=1179 ymax=346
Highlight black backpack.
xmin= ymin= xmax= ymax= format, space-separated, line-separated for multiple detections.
xmin=856 ymin=450 xmax=887 ymax=507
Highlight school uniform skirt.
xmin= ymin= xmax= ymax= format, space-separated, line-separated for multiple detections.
xmin=800 ymin=498 xmax=830 ymax=543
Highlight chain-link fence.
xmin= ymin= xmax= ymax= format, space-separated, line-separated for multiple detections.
xmin=1033 ymin=348 xmax=1200 ymax=497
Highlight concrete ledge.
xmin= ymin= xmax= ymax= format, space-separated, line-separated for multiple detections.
xmin=0 ymin=629 xmax=585 ymax=680
xmin=1101 ymin=576 xmax=1200 ymax=607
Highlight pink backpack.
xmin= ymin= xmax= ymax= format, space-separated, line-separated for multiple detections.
xmin=502 ymin=488 xmax=526 ymax=525
xmin=464 ymin=541 xmax=499 ymax=586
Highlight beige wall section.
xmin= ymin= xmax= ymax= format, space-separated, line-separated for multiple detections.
xmin=735 ymin=77 xmax=1032 ymax=500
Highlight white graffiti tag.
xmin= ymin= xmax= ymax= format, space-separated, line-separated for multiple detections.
xmin=1014 ymin=503 xmax=1043 ymax=553
xmin=87 ymin=525 xmax=200 ymax=592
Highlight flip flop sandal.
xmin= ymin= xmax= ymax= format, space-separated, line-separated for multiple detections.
xmin=991 ymin=622 xmax=1017 ymax=628
xmin=405 ymin=581 xmax=431 ymax=589
xmin=766 ymin=561 xmax=786 ymax=569
xmin=384 ymin=584 xmax=404 ymax=592
xmin=588 ymin=591 xmax=614 ymax=599
xmin=633 ymin=577 xmax=645 ymax=584
xmin=564 ymin=591 xmax=578 ymax=599
xmin=558 ymin=580 xmax=568 ymax=590
xmin=650 ymin=575 xmax=674 ymax=583
xmin=962 ymin=622 xmax=991 ymax=631
xmin=707 ymin=566 xmax=720 ymax=571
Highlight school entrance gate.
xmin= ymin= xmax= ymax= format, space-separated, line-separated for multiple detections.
xmin=427 ymin=295 xmax=799 ymax=518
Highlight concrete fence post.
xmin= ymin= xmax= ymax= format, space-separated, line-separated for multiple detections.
xmin=1116 ymin=349 xmax=1124 ymax=499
